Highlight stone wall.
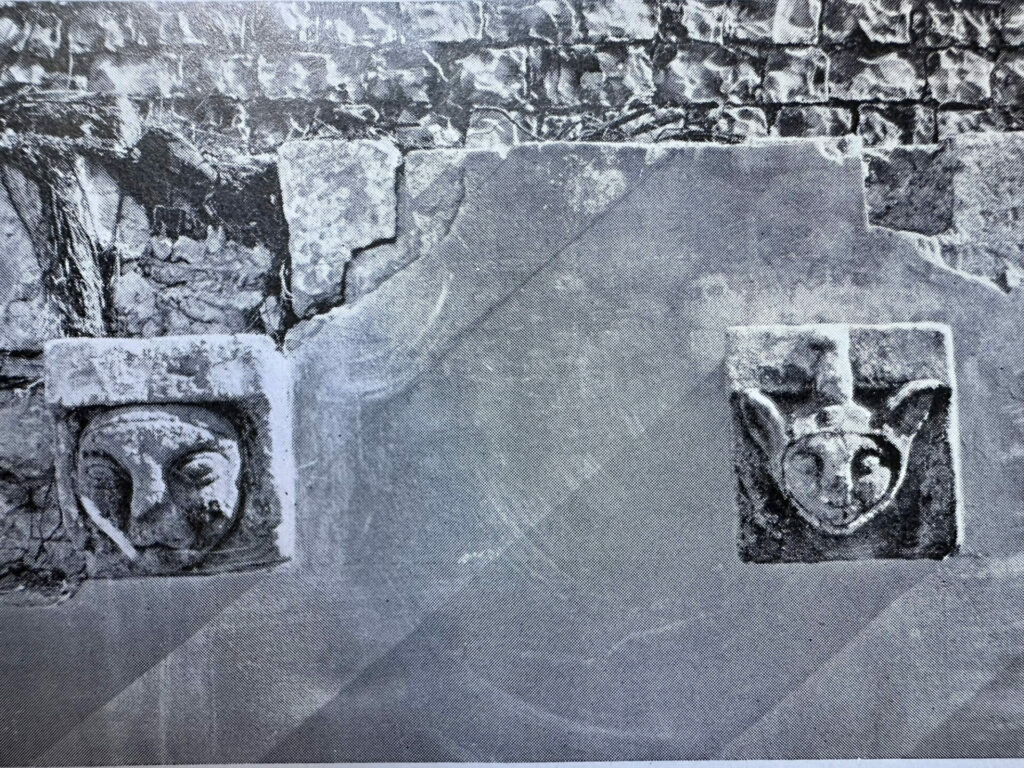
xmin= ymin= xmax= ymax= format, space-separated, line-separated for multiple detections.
xmin=3 ymin=0 xmax=1024 ymax=151
xmin=2 ymin=0 xmax=1024 ymax=597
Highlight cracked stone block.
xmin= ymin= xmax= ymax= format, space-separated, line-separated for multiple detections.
xmin=728 ymin=323 xmax=959 ymax=563
xmin=0 ymin=166 xmax=64 ymax=351
xmin=913 ymin=0 xmax=999 ymax=48
xmin=828 ymin=50 xmax=924 ymax=101
xmin=772 ymin=106 xmax=853 ymax=138
xmin=822 ymin=0 xmax=912 ymax=43
xmin=278 ymin=139 xmax=401 ymax=317
xmin=401 ymin=0 xmax=483 ymax=42
xmin=728 ymin=0 xmax=821 ymax=43
xmin=859 ymin=104 xmax=936 ymax=147
xmin=992 ymin=52 xmax=1024 ymax=106
xmin=452 ymin=47 xmax=528 ymax=106
xmin=656 ymin=43 xmax=761 ymax=105
xmin=581 ymin=0 xmax=659 ymax=41
xmin=346 ymin=148 xmax=468 ymax=300
xmin=45 ymin=334 xmax=294 ymax=578
xmin=928 ymin=49 xmax=995 ymax=106
xmin=762 ymin=47 xmax=829 ymax=104
xmin=485 ymin=0 xmax=580 ymax=44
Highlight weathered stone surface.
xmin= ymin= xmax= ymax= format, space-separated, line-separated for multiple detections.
xmin=532 ymin=45 xmax=654 ymax=107
xmin=713 ymin=105 xmax=768 ymax=138
xmin=828 ymin=50 xmax=924 ymax=101
xmin=88 ymin=54 xmax=183 ymax=97
xmin=278 ymin=138 xmax=401 ymax=316
xmin=728 ymin=322 xmax=958 ymax=562
xmin=656 ymin=43 xmax=760 ymax=104
xmin=484 ymin=0 xmax=580 ymax=44
xmin=45 ymin=334 xmax=294 ymax=576
xmin=823 ymin=0 xmax=912 ymax=43
xmin=113 ymin=231 xmax=275 ymax=336
xmin=1005 ymin=0 xmax=1024 ymax=46
xmin=251 ymin=139 xmax=1024 ymax=762
xmin=451 ymin=47 xmax=529 ymax=106
xmin=675 ymin=0 xmax=729 ymax=43
xmin=864 ymin=145 xmax=953 ymax=235
xmin=928 ymin=48 xmax=994 ymax=106
xmin=913 ymin=0 xmax=999 ymax=49
xmin=859 ymin=103 xmax=936 ymax=147
xmin=762 ymin=47 xmax=829 ymax=103
xmin=992 ymin=52 xmax=1024 ymax=106
xmin=0 ymin=166 xmax=63 ymax=351
xmin=936 ymin=108 xmax=1007 ymax=140
xmin=728 ymin=0 xmax=821 ymax=44
xmin=257 ymin=53 xmax=337 ymax=101
xmin=581 ymin=0 xmax=659 ymax=41
xmin=401 ymin=0 xmax=483 ymax=43
xmin=772 ymin=105 xmax=853 ymax=137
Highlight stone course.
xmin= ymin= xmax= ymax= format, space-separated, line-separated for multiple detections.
xmin=1 ymin=0 xmax=1023 ymax=151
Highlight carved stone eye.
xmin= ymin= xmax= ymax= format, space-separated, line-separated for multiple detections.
xmin=789 ymin=451 xmax=822 ymax=478
xmin=853 ymin=450 xmax=882 ymax=478
xmin=172 ymin=452 xmax=230 ymax=488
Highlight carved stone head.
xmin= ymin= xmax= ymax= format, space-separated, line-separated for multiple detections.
xmin=738 ymin=381 xmax=941 ymax=535
xmin=727 ymin=323 xmax=960 ymax=562
xmin=46 ymin=335 xmax=294 ymax=577
xmin=75 ymin=405 xmax=243 ymax=572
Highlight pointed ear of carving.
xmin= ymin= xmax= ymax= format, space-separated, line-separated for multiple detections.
xmin=738 ymin=389 xmax=787 ymax=458
xmin=886 ymin=379 xmax=944 ymax=439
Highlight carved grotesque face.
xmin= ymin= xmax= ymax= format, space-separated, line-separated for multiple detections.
xmin=739 ymin=380 xmax=943 ymax=536
xmin=781 ymin=432 xmax=900 ymax=533
xmin=75 ymin=405 xmax=242 ymax=572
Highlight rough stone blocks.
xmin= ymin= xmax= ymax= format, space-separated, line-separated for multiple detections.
xmin=44 ymin=334 xmax=294 ymax=577
xmin=727 ymin=323 xmax=960 ymax=563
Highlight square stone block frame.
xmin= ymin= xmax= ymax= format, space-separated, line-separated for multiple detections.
xmin=44 ymin=334 xmax=295 ymax=574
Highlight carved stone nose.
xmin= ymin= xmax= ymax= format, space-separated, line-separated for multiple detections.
xmin=823 ymin=471 xmax=852 ymax=505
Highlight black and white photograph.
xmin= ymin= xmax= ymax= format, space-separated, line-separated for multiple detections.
xmin=2 ymin=0 xmax=1024 ymax=763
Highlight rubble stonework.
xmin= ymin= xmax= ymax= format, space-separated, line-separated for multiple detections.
xmin=44 ymin=334 xmax=294 ymax=577
xmin=727 ymin=323 xmax=960 ymax=563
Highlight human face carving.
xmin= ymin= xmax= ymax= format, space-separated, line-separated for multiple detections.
xmin=781 ymin=432 xmax=899 ymax=533
xmin=75 ymin=405 xmax=242 ymax=571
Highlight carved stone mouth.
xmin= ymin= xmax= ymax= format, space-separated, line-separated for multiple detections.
xmin=792 ymin=496 xmax=894 ymax=536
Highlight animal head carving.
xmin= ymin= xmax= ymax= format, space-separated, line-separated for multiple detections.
xmin=738 ymin=380 xmax=943 ymax=535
